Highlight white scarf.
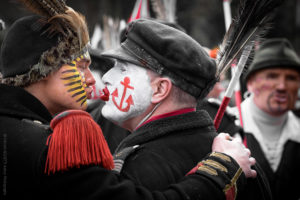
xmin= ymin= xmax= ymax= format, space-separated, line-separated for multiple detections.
xmin=240 ymin=95 xmax=300 ymax=172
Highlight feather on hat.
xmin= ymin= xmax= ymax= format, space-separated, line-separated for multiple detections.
xmin=0 ymin=0 xmax=90 ymax=87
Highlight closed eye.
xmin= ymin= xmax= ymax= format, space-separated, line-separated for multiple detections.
xmin=120 ymin=66 xmax=127 ymax=72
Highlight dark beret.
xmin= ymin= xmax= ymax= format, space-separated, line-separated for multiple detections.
xmin=101 ymin=19 xmax=217 ymax=99
xmin=0 ymin=15 xmax=58 ymax=78
xmin=245 ymin=38 xmax=300 ymax=82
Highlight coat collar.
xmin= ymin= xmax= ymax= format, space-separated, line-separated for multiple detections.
xmin=0 ymin=84 xmax=52 ymax=124
xmin=135 ymin=108 xmax=196 ymax=130
xmin=114 ymin=109 xmax=214 ymax=153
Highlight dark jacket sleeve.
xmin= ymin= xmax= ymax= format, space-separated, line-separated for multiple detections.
xmin=41 ymin=152 xmax=246 ymax=200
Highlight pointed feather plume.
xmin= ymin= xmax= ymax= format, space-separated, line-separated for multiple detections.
xmin=50 ymin=7 xmax=90 ymax=48
xmin=216 ymin=0 xmax=284 ymax=78
xmin=18 ymin=0 xmax=55 ymax=18
xmin=17 ymin=0 xmax=89 ymax=49
xmin=213 ymin=0 xmax=284 ymax=130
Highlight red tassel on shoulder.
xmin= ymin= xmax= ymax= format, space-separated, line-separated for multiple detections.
xmin=45 ymin=110 xmax=114 ymax=175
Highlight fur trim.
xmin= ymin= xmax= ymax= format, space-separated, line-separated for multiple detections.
xmin=0 ymin=40 xmax=88 ymax=87
xmin=0 ymin=3 xmax=90 ymax=87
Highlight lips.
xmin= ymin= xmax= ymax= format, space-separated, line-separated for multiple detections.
xmin=85 ymin=87 xmax=93 ymax=99
xmin=100 ymin=87 xmax=110 ymax=101
xmin=273 ymin=93 xmax=288 ymax=103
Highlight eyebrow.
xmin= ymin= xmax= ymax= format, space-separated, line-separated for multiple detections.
xmin=76 ymin=59 xmax=91 ymax=67
xmin=81 ymin=58 xmax=91 ymax=63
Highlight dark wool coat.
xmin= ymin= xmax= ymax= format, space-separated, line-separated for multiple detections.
xmin=245 ymin=133 xmax=300 ymax=200
xmin=117 ymin=110 xmax=217 ymax=190
xmin=0 ymin=84 xmax=52 ymax=199
xmin=116 ymin=110 xmax=272 ymax=200
xmin=0 ymin=84 xmax=245 ymax=200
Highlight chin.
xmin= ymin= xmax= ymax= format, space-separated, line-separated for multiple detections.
xmin=101 ymin=105 xmax=117 ymax=121
xmin=77 ymin=102 xmax=87 ymax=110
xmin=269 ymin=108 xmax=288 ymax=116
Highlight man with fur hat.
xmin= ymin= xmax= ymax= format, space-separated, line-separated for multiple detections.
xmin=239 ymin=38 xmax=300 ymax=200
xmin=0 ymin=2 xmax=258 ymax=200
xmin=100 ymin=19 xmax=270 ymax=199
xmin=0 ymin=5 xmax=97 ymax=198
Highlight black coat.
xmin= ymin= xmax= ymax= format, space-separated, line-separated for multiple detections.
xmin=117 ymin=110 xmax=217 ymax=190
xmin=0 ymin=84 xmax=52 ymax=199
xmin=0 ymin=84 xmax=246 ymax=200
xmin=197 ymin=98 xmax=243 ymax=136
xmin=115 ymin=109 xmax=272 ymax=200
xmin=246 ymin=133 xmax=300 ymax=200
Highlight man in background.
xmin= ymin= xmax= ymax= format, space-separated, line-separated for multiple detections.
xmin=240 ymin=38 xmax=300 ymax=200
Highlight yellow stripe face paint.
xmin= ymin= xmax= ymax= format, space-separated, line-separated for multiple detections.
xmin=61 ymin=59 xmax=87 ymax=107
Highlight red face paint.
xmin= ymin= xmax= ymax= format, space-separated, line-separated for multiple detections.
xmin=112 ymin=76 xmax=134 ymax=112
xmin=91 ymin=85 xmax=110 ymax=101
xmin=100 ymin=87 xmax=110 ymax=101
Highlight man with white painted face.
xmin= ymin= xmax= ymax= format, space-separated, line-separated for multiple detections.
xmin=239 ymin=38 xmax=300 ymax=200
xmin=100 ymin=19 xmax=271 ymax=200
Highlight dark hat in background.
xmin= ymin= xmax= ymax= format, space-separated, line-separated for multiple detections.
xmin=89 ymin=47 xmax=115 ymax=74
xmin=245 ymin=38 xmax=300 ymax=82
xmin=102 ymin=19 xmax=217 ymax=99
xmin=0 ymin=7 xmax=90 ymax=87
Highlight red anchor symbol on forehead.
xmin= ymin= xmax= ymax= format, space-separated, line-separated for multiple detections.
xmin=112 ymin=76 xmax=134 ymax=112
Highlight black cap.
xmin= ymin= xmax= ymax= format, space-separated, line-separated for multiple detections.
xmin=101 ymin=19 xmax=217 ymax=99
xmin=245 ymin=38 xmax=300 ymax=81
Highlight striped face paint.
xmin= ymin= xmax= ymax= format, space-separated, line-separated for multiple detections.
xmin=60 ymin=53 xmax=90 ymax=107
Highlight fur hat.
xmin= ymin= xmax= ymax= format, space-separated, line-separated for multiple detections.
xmin=102 ymin=19 xmax=217 ymax=99
xmin=245 ymin=38 xmax=300 ymax=82
xmin=0 ymin=2 xmax=89 ymax=87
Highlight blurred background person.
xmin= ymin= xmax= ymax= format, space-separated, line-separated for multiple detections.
xmin=238 ymin=38 xmax=300 ymax=200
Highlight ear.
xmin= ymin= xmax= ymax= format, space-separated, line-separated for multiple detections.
xmin=151 ymin=77 xmax=172 ymax=104
xmin=246 ymin=76 xmax=255 ymax=93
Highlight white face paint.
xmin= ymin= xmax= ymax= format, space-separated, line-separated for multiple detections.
xmin=101 ymin=60 xmax=153 ymax=125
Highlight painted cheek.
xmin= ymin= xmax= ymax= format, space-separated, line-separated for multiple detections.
xmin=111 ymin=76 xmax=134 ymax=112
xmin=254 ymin=79 xmax=274 ymax=95
xmin=260 ymin=83 xmax=273 ymax=91
xmin=80 ymin=71 xmax=88 ymax=88
xmin=60 ymin=62 xmax=87 ymax=107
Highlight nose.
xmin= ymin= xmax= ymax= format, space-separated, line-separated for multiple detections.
xmin=85 ymin=68 xmax=96 ymax=87
xmin=101 ymin=69 xmax=112 ymax=86
xmin=276 ymin=77 xmax=287 ymax=90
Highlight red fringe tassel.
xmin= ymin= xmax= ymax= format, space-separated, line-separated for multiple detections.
xmin=45 ymin=110 xmax=114 ymax=175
